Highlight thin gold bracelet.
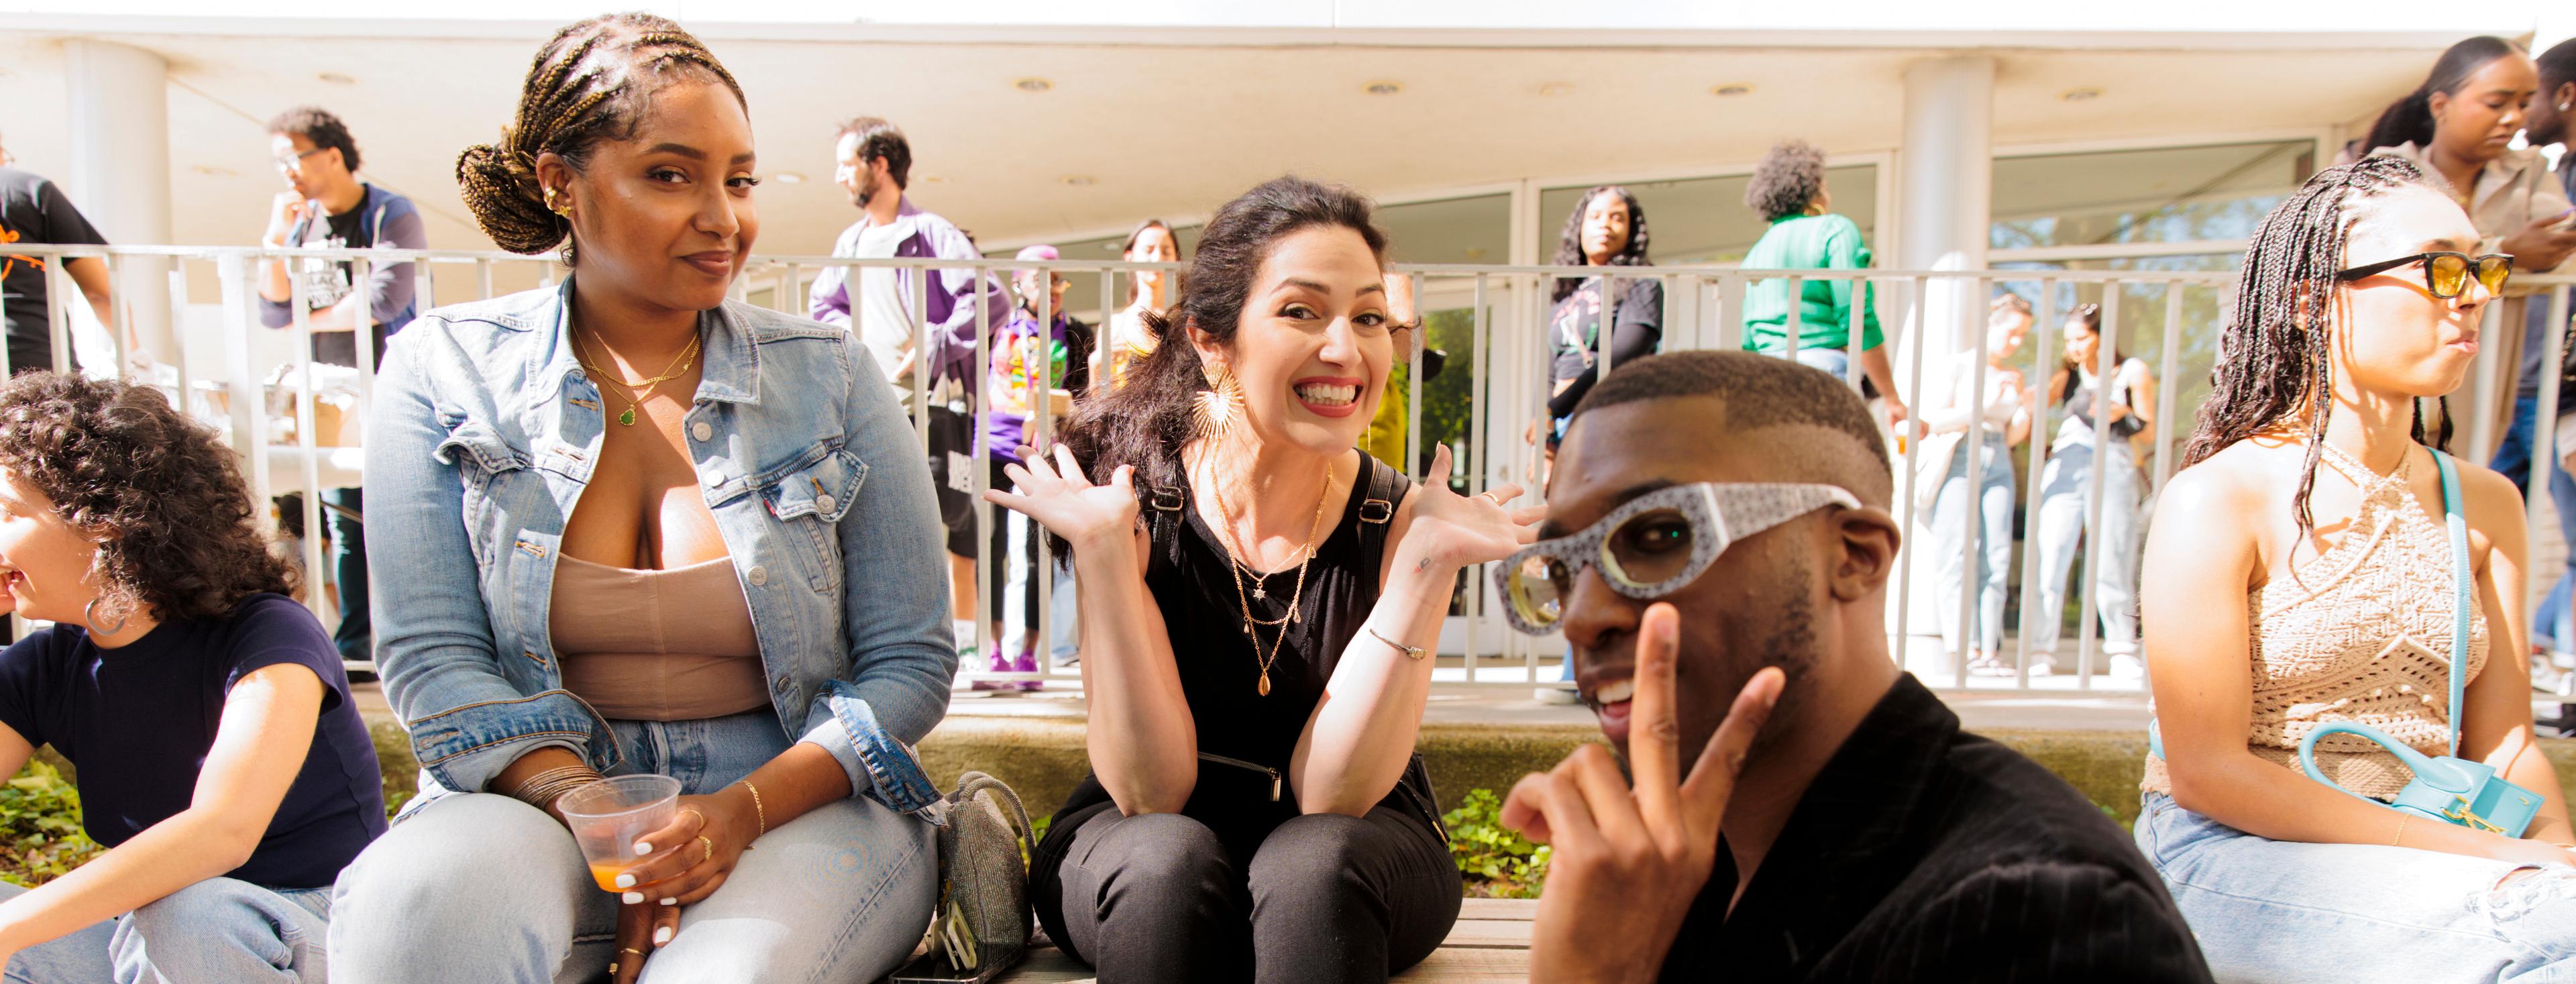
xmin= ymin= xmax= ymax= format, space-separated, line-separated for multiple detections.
xmin=2393 ymin=814 xmax=2409 ymax=847
xmin=738 ymin=778 xmax=767 ymax=837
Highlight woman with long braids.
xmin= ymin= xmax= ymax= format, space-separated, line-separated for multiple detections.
xmin=2139 ymin=156 xmax=2576 ymax=978
xmin=996 ymin=176 xmax=1534 ymax=983
xmin=328 ymin=15 xmax=952 ymax=983
xmin=1536 ymin=186 xmax=1660 ymax=455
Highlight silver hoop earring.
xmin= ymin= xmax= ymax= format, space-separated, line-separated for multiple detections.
xmin=84 ymin=598 xmax=127 ymax=636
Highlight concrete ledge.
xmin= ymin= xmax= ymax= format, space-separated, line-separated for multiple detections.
xmin=362 ymin=708 xmax=2576 ymax=830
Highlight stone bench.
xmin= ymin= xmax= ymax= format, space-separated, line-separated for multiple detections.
xmin=989 ymin=897 xmax=1539 ymax=983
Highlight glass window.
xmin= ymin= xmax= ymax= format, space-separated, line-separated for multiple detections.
xmin=1538 ymin=166 xmax=1880 ymax=266
xmin=1380 ymin=193 xmax=1511 ymax=266
xmin=1992 ymin=141 xmax=2315 ymax=251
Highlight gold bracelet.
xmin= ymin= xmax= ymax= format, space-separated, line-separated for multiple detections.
xmin=2393 ymin=814 xmax=2409 ymax=848
xmin=738 ymin=778 xmax=767 ymax=836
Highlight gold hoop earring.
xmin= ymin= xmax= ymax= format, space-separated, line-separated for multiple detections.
xmin=1193 ymin=360 xmax=1246 ymax=441
xmin=543 ymin=187 xmax=569 ymax=217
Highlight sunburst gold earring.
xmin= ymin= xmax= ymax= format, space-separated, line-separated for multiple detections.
xmin=1193 ymin=360 xmax=1245 ymax=441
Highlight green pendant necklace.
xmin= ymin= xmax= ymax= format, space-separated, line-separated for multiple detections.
xmin=574 ymin=327 xmax=700 ymax=426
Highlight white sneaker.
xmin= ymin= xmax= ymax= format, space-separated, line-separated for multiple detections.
xmin=2110 ymin=653 xmax=2145 ymax=679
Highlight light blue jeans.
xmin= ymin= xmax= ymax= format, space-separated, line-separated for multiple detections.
xmin=1933 ymin=433 xmax=2018 ymax=660
xmin=0 ymin=877 xmax=331 ymax=983
xmin=2030 ymin=440 xmax=2143 ymax=659
xmin=2138 ymin=793 xmax=2576 ymax=982
xmin=327 ymin=710 xmax=936 ymax=984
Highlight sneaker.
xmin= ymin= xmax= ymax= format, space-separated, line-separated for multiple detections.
xmin=2110 ymin=653 xmax=2145 ymax=679
xmin=969 ymin=643 xmax=1014 ymax=692
xmin=1012 ymin=647 xmax=1044 ymax=692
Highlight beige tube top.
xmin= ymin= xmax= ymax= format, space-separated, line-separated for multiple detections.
xmin=2141 ymin=444 xmax=2487 ymax=800
xmin=550 ymin=554 xmax=771 ymax=722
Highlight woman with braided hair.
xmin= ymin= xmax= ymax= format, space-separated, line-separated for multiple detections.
xmin=2138 ymin=155 xmax=2576 ymax=979
xmin=328 ymin=15 xmax=953 ymax=984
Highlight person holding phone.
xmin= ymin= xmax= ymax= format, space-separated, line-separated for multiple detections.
xmin=1498 ymin=350 xmax=2206 ymax=982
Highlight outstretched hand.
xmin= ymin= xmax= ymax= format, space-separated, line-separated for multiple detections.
xmin=1395 ymin=444 xmax=1543 ymax=573
xmin=1504 ymin=603 xmax=1785 ymax=984
xmin=985 ymin=443 xmax=1140 ymax=553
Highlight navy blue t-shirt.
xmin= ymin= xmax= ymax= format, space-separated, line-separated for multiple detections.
xmin=0 ymin=593 xmax=384 ymax=889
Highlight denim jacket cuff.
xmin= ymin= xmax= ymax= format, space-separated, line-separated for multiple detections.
xmin=802 ymin=680 xmax=945 ymax=822
xmin=403 ymin=690 xmax=620 ymax=794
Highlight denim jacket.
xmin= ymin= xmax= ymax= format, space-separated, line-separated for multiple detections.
xmin=366 ymin=278 xmax=956 ymax=816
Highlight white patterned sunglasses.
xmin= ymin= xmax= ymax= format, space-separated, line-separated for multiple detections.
xmin=1494 ymin=482 xmax=1859 ymax=635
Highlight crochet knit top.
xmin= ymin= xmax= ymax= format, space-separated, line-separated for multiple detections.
xmin=2142 ymin=443 xmax=2487 ymax=800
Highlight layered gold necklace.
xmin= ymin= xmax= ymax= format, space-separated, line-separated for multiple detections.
xmin=1205 ymin=461 xmax=1332 ymax=697
xmin=573 ymin=327 xmax=701 ymax=427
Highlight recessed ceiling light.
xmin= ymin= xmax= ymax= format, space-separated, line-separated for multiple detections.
xmin=1061 ymin=175 xmax=1095 ymax=187
xmin=1538 ymin=82 xmax=1574 ymax=97
xmin=317 ymin=72 xmax=356 ymax=85
xmin=773 ymin=172 xmax=804 ymax=184
xmin=922 ymin=174 xmax=949 ymax=184
xmin=191 ymin=164 xmax=235 ymax=178
xmin=1014 ymin=77 xmax=1053 ymax=93
xmin=1712 ymin=83 xmax=1756 ymax=97
xmin=2061 ymin=87 xmax=2104 ymax=102
xmin=1364 ymin=80 xmax=1403 ymax=96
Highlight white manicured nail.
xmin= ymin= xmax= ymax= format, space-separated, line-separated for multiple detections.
xmin=622 ymin=891 xmax=643 ymax=904
xmin=614 ymin=873 xmax=636 ymax=889
xmin=659 ymin=897 xmax=676 ymax=906
xmin=653 ymin=926 xmax=673 ymax=946
xmin=633 ymin=841 xmax=653 ymax=855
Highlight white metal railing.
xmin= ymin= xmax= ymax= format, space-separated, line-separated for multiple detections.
xmin=13 ymin=242 xmax=2573 ymax=698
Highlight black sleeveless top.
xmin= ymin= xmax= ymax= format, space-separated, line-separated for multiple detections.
xmin=1053 ymin=452 xmax=1448 ymax=848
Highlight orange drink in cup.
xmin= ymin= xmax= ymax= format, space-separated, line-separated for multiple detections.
xmin=557 ymin=775 xmax=682 ymax=893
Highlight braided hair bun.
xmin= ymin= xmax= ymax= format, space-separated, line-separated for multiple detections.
xmin=456 ymin=13 xmax=743 ymax=264
xmin=456 ymin=142 xmax=564 ymax=255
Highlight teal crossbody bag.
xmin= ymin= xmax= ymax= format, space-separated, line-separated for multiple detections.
xmin=2293 ymin=449 xmax=2540 ymax=836
xmin=2153 ymin=449 xmax=2541 ymax=836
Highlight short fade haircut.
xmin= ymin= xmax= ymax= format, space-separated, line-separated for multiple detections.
xmin=2542 ymin=36 xmax=2576 ymax=88
xmin=1570 ymin=350 xmax=1893 ymax=505
xmin=267 ymin=105 xmax=360 ymax=173
xmin=836 ymin=116 xmax=911 ymax=190
xmin=1743 ymin=140 xmax=1826 ymax=222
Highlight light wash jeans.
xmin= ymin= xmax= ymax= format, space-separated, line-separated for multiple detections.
xmin=2029 ymin=439 xmax=2143 ymax=659
xmin=1933 ymin=433 xmax=2018 ymax=661
xmin=2139 ymin=793 xmax=2576 ymax=982
xmin=1790 ymin=345 xmax=1854 ymax=382
xmin=0 ymin=877 xmax=331 ymax=983
xmin=328 ymin=710 xmax=936 ymax=984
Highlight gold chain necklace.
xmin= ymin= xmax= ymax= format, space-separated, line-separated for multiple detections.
xmin=574 ymin=327 xmax=701 ymax=426
xmin=1205 ymin=461 xmax=1331 ymax=697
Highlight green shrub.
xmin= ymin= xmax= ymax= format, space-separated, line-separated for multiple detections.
xmin=1442 ymin=788 xmax=1549 ymax=899
xmin=0 ymin=760 xmax=101 ymax=887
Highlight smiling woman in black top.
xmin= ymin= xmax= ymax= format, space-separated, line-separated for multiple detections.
xmin=990 ymin=176 xmax=1537 ymax=983
xmin=0 ymin=373 xmax=380 ymax=984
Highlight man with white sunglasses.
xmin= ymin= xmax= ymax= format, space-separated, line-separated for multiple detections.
xmin=1499 ymin=351 xmax=2208 ymax=982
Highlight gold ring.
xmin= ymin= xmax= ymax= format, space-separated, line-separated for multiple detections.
xmin=621 ymin=948 xmax=645 ymax=956
xmin=682 ymin=807 xmax=705 ymax=829
xmin=698 ymin=835 xmax=714 ymax=863
xmin=1478 ymin=492 xmax=1501 ymax=504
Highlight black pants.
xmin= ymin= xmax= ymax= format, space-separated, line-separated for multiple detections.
xmin=1032 ymin=801 xmax=1461 ymax=983
xmin=978 ymin=457 xmax=1038 ymax=635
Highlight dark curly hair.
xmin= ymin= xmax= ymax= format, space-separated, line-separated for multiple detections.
xmin=268 ymin=105 xmax=362 ymax=173
xmin=0 ymin=374 xmax=296 ymax=622
xmin=1746 ymin=140 xmax=1828 ymax=223
xmin=1549 ymin=186 xmax=1651 ymax=302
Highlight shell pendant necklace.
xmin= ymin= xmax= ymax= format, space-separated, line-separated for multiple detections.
xmin=1205 ymin=460 xmax=1332 ymax=697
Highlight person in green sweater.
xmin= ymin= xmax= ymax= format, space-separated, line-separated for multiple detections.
xmin=1739 ymin=140 xmax=1909 ymax=427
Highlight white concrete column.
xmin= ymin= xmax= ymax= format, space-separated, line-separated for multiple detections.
xmin=63 ymin=39 xmax=174 ymax=364
xmin=1892 ymin=55 xmax=1994 ymax=645
xmin=1894 ymin=55 xmax=1995 ymax=365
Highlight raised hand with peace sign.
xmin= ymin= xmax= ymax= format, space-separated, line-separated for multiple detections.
xmin=1503 ymin=602 xmax=1785 ymax=984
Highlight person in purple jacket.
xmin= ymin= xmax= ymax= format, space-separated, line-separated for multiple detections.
xmin=811 ymin=116 xmax=1010 ymax=652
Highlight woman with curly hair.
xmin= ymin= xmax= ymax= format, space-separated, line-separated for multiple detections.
xmin=1538 ymin=185 xmax=1660 ymax=451
xmin=327 ymin=14 xmax=949 ymax=984
xmin=1739 ymin=140 xmax=1908 ymax=426
xmin=0 ymin=372 xmax=381 ymax=983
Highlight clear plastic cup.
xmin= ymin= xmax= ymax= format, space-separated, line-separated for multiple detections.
xmin=557 ymin=775 xmax=682 ymax=891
